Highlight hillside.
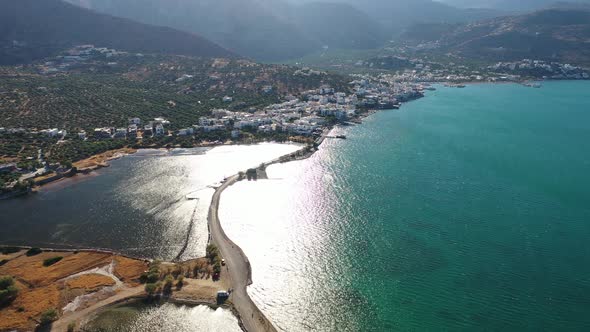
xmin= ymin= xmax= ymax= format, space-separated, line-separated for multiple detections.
xmin=340 ymin=0 xmax=505 ymax=32
xmin=65 ymin=0 xmax=387 ymax=62
xmin=0 ymin=54 xmax=349 ymax=132
xmin=292 ymin=2 xmax=386 ymax=50
xmin=399 ymin=9 xmax=590 ymax=65
xmin=439 ymin=0 xmax=590 ymax=11
xmin=0 ymin=0 xmax=233 ymax=65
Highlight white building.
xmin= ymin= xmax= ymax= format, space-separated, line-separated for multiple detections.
xmin=129 ymin=118 xmax=141 ymax=125
xmin=42 ymin=128 xmax=59 ymax=137
xmin=177 ymin=127 xmax=195 ymax=136
xmin=114 ymin=128 xmax=127 ymax=139
xmin=155 ymin=124 xmax=165 ymax=136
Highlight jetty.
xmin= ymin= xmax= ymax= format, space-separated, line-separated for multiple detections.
xmin=207 ymin=174 xmax=277 ymax=332
xmin=324 ymin=135 xmax=347 ymax=140
xmin=207 ymin=142 xmax=319 ymax=332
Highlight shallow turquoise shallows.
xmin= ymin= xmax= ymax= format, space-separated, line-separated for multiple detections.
xmin=220 ymin=81 xmax=590 ymax=331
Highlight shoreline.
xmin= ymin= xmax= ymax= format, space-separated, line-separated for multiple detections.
xmin=0 ymin=80 xmax=439 ymax=198
xmin=0 ymin=96 xmax=398 ymax=331
xmin=6 ymin=141 xmax=306 ymax=197
xmin=0 ymin=143 xmax=318 ymax=332
xmin=0 ymin=107 xmax=373 ymax=330
xmin=0 ymin=95 xmax=393 ymax=331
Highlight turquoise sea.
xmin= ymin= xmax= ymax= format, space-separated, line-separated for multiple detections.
xmin=220 ymin=81 xmax=590 ymax=331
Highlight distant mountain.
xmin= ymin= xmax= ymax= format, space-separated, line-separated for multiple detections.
xmin=64 ymin=0 xmax=387 ymax=61
xmin=400 ymin=9 xmax=590 ymax=65
xmin=293 ymin=2 xmax=387 ymax=50
xmin=339 ymin=0 xmax=506 ymax=32
xmin=438 ymin=0 xmax=590 ymax=11
xmin=0 ymin=0 xmax=233 ymax=65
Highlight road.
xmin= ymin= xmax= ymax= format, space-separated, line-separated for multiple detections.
xmin=208 ymin=174 xmax=277 ymax=332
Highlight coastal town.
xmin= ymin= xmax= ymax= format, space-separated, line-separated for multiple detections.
xmin=2 ymin=45 xmax=590 ymax=196
xmin=0 ymin=46 xmax=428 ymax=197
xmin=356 ymin=55 xmax=590 ymax=83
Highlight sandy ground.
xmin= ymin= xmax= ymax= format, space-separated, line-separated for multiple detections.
xmin=0 ymin=250 xmax=147 ymax=332
xmin=73 ymin=147 xmax=136 ymax=170
xmin=51 ymin=285 xmax=146 ymax=332
xmin=0 ymin=248 xmax=234 ymax=331
xmin=171 ymin=273 xmax=231 ymax=304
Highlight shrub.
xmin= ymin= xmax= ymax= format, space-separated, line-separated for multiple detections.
xmin=0 ymin=276 xmax=14 ymax=289
xmin=0 ymin=276 xmax=18 ymax=306
xmin=164 ymin=274 xmax=174 ymax=286
xmin=146 ymin=272 xmax=160 ymax=283
xmin=144 ymin=283 xmax=157 ymax=295
xmin=67 ymin=322 xmax=76 ymax=332
xmin=176 ymin=275 xmax=184 ymax=290
xmin=26 ymin=247 xmax=42 ymax=256
xmin=0 ymin=259 xmax=8 ymax=266
xmin=0 ymin=286 xmax=19 ymax=306
xmin=40 ymin=308 xmax=58 ymax=325
xmin=206 ymin=244 xmax=219 ymax=262
xmin=43 ymin=256 xmax=63 ymax=267
xmin=140 ymin=261 xmax=161 ymax=284
xmin=163 ymin=274 xmax=174 ymax=296
xmin=213 ymin=261 xmax=222 ymax=274
xmin=0 ymin=246 xmax=20 ymax=255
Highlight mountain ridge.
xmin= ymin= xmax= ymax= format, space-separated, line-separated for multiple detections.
xmin=0 ymin=0 xmax=234 ymax=65
xmin=400 ymin=8 xmax=590 ymax=65
xmin=64 ymin=0 xmax=387 ymax=61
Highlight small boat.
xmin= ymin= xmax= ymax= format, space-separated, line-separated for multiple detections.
xmin=522 ymin=82 xmax=542 ymax=88
xmin=444 ymin=83 xmax=466 ymax=88
xmin=336 ymin=135 xmax=347 ymax=139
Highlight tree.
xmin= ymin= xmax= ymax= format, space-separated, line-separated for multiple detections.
xmin=176 ymin=275 xmax=184 ymax=290
xmin=206 ymin=244 xmax=219 ymax=262
xmin=40 ymin=308 xmax=58 ymax=325
xmin=213 ymin=261 xmax=222 ymax=274
xmin=163 ymin=274 xmax=174 ymax=296
xmin=144 ymin=283 xmax=157 ymax=296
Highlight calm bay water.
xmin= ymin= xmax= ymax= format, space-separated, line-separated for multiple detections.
xmin=0 ymin=143 xmax=301 ymax=260
xmin=84 ymin=302 xmax=241 ymax=332
xmin=220 ymin=81 xmax=590 ymax=331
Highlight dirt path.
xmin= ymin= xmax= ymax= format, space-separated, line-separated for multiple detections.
xmin=50 ymin=285 xmax=145 ymax=332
